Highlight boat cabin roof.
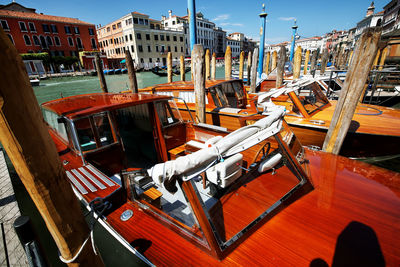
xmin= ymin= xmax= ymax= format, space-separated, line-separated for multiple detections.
xmin=42 ymin=93 xmax=171 ymax=119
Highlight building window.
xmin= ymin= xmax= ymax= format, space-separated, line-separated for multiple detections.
xmin=128 ymin=34 xmax=132 ymax=41
xmin=173 ymin=36 xmax=177 ymax=42
xmin=125 ymin=35 xmax=128 ymax=42
xmin=160 ymin=34 xmax=164 ymax=41
xmin=117 ymin=22 xmax=122 ymax=28
xmin=140 ymin=58 xmax=144 ymax=63
xmin=166 ymin=35 xmax=170 ymax=41
xmin=42 ymin=24 xmax=50 ymax=33
xmin=88 ymin=28 xmax=94 ymax=35
xmin=7 ymin=34 xmax=14 ymax=44
xmin=131 ymin=45 xmax=134 ymax=52
xmin=174 ymin=46 xmax=177 ymax=52
xmin=155 ymin=45 xmax=159 ymax=52
xmin=23 ymin=35 xmax=31 ymax=46
xmin=180 ymin=36 xmax=183 ymax=42
xmin=154 ymin=34 xmax=158 ymax=41
xmin=46 ymin=36 xmax=53 ymax=46
xmin=172 ymin=21 xmax=176 ymax=25
xmin=149 ymin=58 xmax=152 ymax=63
xmin=165 ymin=22 xmax=168 ymax=27
xmin=106 ymin=27 xmax=110 ymax=32
xmin=76 ymin=37 xmax=83 ymax=49
xmin=168 ymin=46 xmax=171 ymax=52
xmin=137 ymin=33 xmax=142 ymax=40
xmin=133 ymin=18 xmax=138 ymax=24
xmin=138 ymin=45 xmax=143 ymax=52
xmin=147 ymin=45 xmax=151 ymax=52
xmin=28 ymin=22 xmax=36 ymax=32
xmin=68 ymin=37 xmax=74 ymax=47
xmin=181 ymin=46 xmax=183 ymax=52
xmin=161 ymin=45 xmax=165 ymax=53
xmin=39 ymin=36 xmax=47 ymax=48
xmin=33 ymin=35 xmax=40 ymax=46
xmin=150 ymin=24 xmax=154 ymax=29
xmin=19 ymin=22 xmax=27 ymax=32
xmin=91 ymin=38 xmax=97 ymax=49
xmin=74 ymin=26 xmax=80 ymax=34
xmin=54 ymin=36 xmax=61 ymax=46
xmin=139 ymin=18 xmax=144 ymax=25
xmin=146 ymin=34 xmax=150 ymax=40
xmin=1 ymin=20 xmax=10 ymax=31
xmin=64 ymin=26 xmax=71 ymax=34
xmin=112 ymin=24 xmax=116 ymax=30
xmin=51 ymin=24 xmax=58 ymax=33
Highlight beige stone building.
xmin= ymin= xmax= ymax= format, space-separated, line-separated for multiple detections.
xmin=97 ymin=11 xmax=185 ymax=69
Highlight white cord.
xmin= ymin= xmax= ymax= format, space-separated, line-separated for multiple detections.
xmin=59 ymin=229 xmax=98 ymax=263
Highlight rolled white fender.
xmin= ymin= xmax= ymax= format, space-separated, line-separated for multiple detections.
xmin=258 ymin=153 xmax=282 ymax=173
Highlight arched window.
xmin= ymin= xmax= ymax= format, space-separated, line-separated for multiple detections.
xmin=68 ymin=37 xmax=74 ymax=47
xmin=33 ymin=35 xmax=40 ymax=46
xmin=76 ymin=37 xmax=83 ymax=49
xmin=376 ymin=19 xmax=382 ymax=27
xmin=46 ymin=36 xmax=53 ymax=46
xmin=7 ymin=34 xmax=14 ymax=44
xmin=54 ymin=36 xmax=61 ymax=46
xmin=40 ymin=36 xmax=47 ymax=48
xmin=23 ymin=35 xmax=31 ymax=46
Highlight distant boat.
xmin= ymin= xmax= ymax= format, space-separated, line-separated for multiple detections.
xmin=30 ymin=78 xmax=40 ymax=86
xmin=114 ymin=69 xmax=122 ymax=74
xmin=121 ymin=68 xmax=128 ymax=74
xmin=103 ymin=69 xmax=115 ymax=75
xmin=151 ymin=66 xmax=168 ymax=77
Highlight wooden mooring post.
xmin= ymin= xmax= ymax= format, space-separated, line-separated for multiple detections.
xmin=225 ymin=46 xmax=232 ymax=80
xmin=304 ymin=49 xmax=310 ymax=75
xmin=0 ymin=29 xmax=104 ymax=266
xmin=378 ymin=47 xmax=388 ymax=71
xmin=276 ymin=46 xmax=286 ymax=88
xmin=264 ymin=51 xmax=270 ymax=75
xmin=211 ymin=52 xmax=216 ymax=80
xmin=205 ymin=49 xmax=210 ymax=80
xmin=95 ymin=53 xmax=108 ymax=93
xmin=293 ymin=46 xmax=302 ymax=80
xmin=192 ymin=44 xmax=206 ymax=123
xmin=310 ymin=50 xmax=318 ymax=74
xmin=125 ymin=50 xmax=138 ymax=93
xmin=322 ymin=28 xmax=381 ymax=154
xmin=167 ymin=52 xmax=173 ymax=83
xmin=247 ymin=51 xmax=252 ymax=85
xmin=250 ymin=48 xmax=259 ymax=93
xmin=180 ymin=55 xmax=185 ymax=81
xmin=320 ymin=49 xmax=329 ymax=75
xmin=271 ymin=50 xmax=277 ymax=71
xmin=239 ymin=51 xmax=244 ymax=80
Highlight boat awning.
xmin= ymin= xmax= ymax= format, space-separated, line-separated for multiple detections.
xmin=120 ymin=59 xmax=126 ymax=64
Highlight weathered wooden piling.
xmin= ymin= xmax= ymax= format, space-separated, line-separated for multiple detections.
xmin=239 ymin=51 xmax=244 ymax=80
xmin=95 ymin=54 xmax=108 ymax=93
xmin=303 ymin=49 xmax=310 ymax=75
xmin=293 ymin=46 xmax=302 ymax=79
xmin=378 ymin=47 xmax=388 ymax=70
xmin=271 ymin=50 xmax=277 ymax=71
xmin=264 ymin=51 xmax=270 ymax=75
xmin=211 ymin=52 xmax=216 ymax=80
xmin=250 ymin=48 xmax=259 ymax=93
xmin=320 ymin=49 xmax=329 ymax=75
xmin=372 ymin=49 xmax=381 ymax=69
xmin=322 ymin=28 xmax=381 ymax=155
xmin=167 ymin=52 xmax=173 ymax=83
xmin=247 ymin=51 xmax=252 ymax=85
xmin=205 ymin=49 xmax=210 ymax=80
xmin=192 ymin=44 xmax=206 ymax=123
xmin=0 ymin=29 xmax=104 ymax=266
xmin=348 ymin=50 xmax=354 ymax=66
xmin=276 ymin=46 xmax=286 ymax=88
xmin=125 ymin=50 xmax=138 ymax=93
xmin=310 ymin=50 xmax=318 ymax=73
xmin=180 ymin=55 xmax=185 ymax=81
xmin=225 ymin=46 xmax=232 ymax=80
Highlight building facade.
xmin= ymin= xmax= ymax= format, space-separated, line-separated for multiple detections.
xmin=226 ymin=37 xmax=241 ymax=58
xmin=355 ymin=2 xmax=383 ymax=42
xmin=383 ymin=0 xmax=400 ymax=34
xmin=0 ymin=2 xmax=99 ymax=57
xmin=98 ymin=11 xmax=185 ymax=69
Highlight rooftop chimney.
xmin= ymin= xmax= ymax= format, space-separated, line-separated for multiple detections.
xmin=168 ymin=10 xmax=172 ymax=19
xmin=366 ymin=1 xmax=375 ymax=17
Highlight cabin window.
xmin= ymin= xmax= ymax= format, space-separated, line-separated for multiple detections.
xmin=74 ymin=113 xmax=115 ymax=152
xmin=115 ymin=104 xmax=158 ymax=168
xmin=42 ymin=109 xmax=68 ymax=142
xmin=155 ymin=100 xmax=182 ymax=127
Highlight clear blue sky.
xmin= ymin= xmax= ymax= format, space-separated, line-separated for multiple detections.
xmin=2 ymin=0 xmax=388 ymax=44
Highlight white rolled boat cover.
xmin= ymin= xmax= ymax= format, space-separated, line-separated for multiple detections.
xmin=147 ymin=108 xmax=285 ymax=185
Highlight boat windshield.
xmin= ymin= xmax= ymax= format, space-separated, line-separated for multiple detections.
xmin=189 ymin=121 xmax=309 ymax=249
xmin=208 ymin=81 xmax=245 ymax=108
xmin=292 ymin=82 xmax=330 ymax=115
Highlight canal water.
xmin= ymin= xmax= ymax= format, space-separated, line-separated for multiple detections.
xmin=5 ymin=68 xmax=400 ymax=266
